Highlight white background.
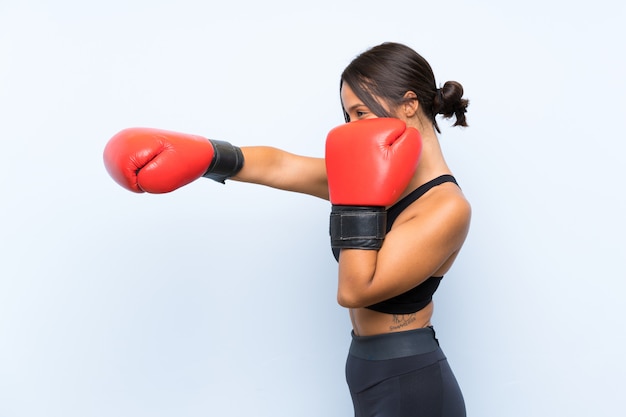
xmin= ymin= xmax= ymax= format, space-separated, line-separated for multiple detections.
xmin=1 ymin=1 xmax=625 ymax=416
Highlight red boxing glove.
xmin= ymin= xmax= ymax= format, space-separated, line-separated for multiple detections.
xmin=325 ymin=118 xmax=422 ymax=249
xmin=103 ymin=127 xmax=244 ymax=193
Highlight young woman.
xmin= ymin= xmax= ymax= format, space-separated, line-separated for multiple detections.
xmin=104 ymin=42 xmax=471 ymax=417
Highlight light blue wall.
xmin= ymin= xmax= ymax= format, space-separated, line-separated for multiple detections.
xmin=1 ymin=1 xmax=624 ymax=416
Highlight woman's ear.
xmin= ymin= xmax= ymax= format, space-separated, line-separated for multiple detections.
xmin=401 ymin=91 xmax=419 ymax=118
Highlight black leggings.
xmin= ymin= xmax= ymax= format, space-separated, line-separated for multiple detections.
xmin=345 ymin=327 xmax=466 ymax=417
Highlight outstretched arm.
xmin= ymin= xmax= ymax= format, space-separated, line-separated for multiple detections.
xmin=103 ymin=128 xmax=329 ymax=199
xmin=233 ymin=146 xmax=329 ymax=200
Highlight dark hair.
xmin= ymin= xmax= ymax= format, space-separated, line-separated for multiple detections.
xmin=340 ymin=42 xmax=469 ymax=133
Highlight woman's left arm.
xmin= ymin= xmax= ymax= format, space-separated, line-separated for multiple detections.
xmin=336 ymin=192 xmax=471 ymax=308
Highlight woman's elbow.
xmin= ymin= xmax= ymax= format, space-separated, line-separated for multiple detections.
xmin=336 ymin=287 xmax=369 ymax=309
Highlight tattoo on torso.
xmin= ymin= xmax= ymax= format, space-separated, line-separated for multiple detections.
xmin=389 ymin=313 xmax=416 ymax=331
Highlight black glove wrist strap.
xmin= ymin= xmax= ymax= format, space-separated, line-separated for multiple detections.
xmin=330 ymin=205 xmax=387 ymax=250
xmin=202 ymin=139 xmax=245 ymax=184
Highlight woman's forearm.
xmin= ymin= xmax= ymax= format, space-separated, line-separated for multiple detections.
xmin=232 ymin=146 xmax=329 ymax=199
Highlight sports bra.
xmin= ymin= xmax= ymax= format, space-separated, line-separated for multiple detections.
xmin=332 ymin=174 xmax=459 ymax=314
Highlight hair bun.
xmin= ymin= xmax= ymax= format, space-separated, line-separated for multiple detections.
xmin=433 ymin=81 xmax=469 ymax=128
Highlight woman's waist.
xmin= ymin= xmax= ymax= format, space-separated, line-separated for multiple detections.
xmin=349 ymin=302 xmax=434 ymax=337
xmin=348 ymin=325 xmax=441 ymax=360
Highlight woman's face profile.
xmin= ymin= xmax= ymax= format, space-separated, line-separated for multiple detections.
xmin=341 ymin=82 xmax=408 ymax=125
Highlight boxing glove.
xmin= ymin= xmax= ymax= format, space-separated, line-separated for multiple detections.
xmin=103 ymin=127 xmax=244 ymax=193
xmin=325 ymin=118 xmax=422 ymax=250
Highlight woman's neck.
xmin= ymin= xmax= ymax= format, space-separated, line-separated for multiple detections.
xmin=401 ymin=126 xmax=452 ymax=199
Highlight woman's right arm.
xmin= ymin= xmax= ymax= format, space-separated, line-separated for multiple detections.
xmin=232 ymin=146 xmax=329 ymax=200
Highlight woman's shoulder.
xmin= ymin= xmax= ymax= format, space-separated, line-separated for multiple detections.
xmin=393 ymin=180 xmax=471 ymax=232
xmin=422 ymin=181 xmax=470 ymax=223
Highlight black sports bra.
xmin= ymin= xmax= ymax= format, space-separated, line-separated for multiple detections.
xmin=332 ymin=174 xmax=459 ymax=314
